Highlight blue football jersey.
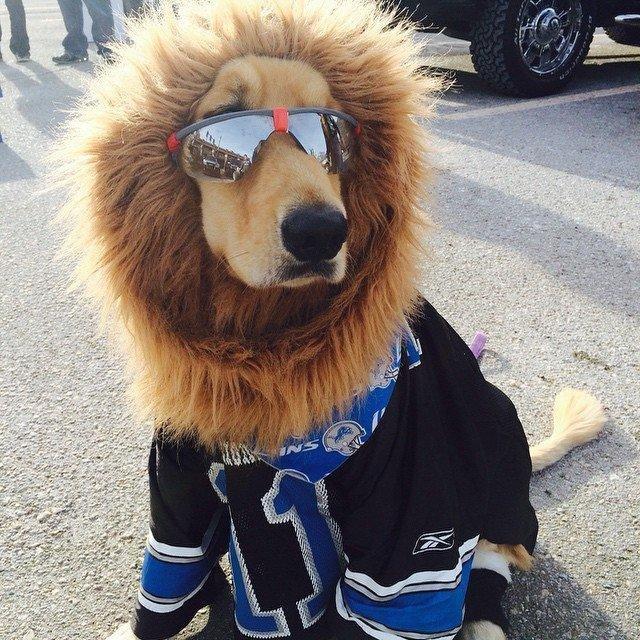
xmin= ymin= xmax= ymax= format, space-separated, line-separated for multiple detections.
xmin=132 ymin=300 xmax=537 ymax=640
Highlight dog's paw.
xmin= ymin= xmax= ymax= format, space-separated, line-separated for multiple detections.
xmin=105 ymin=623 xmax=140 ymax=640
xmin=458 ymin=620 xmax=507 ymax=640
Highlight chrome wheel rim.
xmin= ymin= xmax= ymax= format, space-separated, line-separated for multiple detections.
xmin=518 ymin=0 xmax=583 ymax=75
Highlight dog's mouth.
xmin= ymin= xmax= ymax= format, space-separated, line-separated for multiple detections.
xmin=276 ymin=259 xmax=337 ymax=284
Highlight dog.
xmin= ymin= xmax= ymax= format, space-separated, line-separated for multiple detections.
xmin=58 ymin=1 xmax=605 ymax=639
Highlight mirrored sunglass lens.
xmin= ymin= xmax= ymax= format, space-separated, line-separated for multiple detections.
xmin=181 ymin=115 xmax=273 ymax=180
xmin=288 ymin=113 xmax=355 ymax=174
xmin=333 ymin=116 xmax=356 ymax=163
xmin=287 ymin=112 xmax=332 ymax=171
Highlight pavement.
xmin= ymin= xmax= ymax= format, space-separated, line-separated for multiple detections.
xmin=1 ymin=2 xmax=639 ymax=639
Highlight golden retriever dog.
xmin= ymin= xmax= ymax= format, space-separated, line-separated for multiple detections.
xmin=59 ymin=1 xmax=605 ymax=639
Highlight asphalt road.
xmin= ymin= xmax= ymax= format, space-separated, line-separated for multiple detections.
xmin=1 ymin=2 xmax=639 ymax=639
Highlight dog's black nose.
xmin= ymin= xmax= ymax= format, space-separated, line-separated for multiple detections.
xmin=281 ymin=204 xmax=347 ymax=262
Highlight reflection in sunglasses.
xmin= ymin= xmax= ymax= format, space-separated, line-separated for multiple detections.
xmin=185 ymin=134 xmax=251 ymax=180
xmin=179 ymin=110 xmax=357 ymax=182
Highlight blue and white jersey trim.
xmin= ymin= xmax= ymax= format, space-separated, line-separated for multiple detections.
xmin=335 ymin=584 xmax=464 ymax=640
xmin=137 ymin=512 xmax=223 ymax=614
xmin=343 ymin=535 xmax=478 ymax=601
xmin=335 ymin=535 xmax=478 ymax=640
xmin=403 ymin=321 xmax=423 ymax=370
xmin=145 ymin=513 xmax=221 ymax=562
xmin=138 ymin=572 xmax=212 ymax=614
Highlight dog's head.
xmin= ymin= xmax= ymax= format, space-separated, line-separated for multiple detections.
xmin=186 ymin=56 xmax=349 ymax=289
xmin=61 ymin=0 xmax=437 ymax=449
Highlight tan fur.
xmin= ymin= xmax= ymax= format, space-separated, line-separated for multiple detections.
xmin=530 ymin=388 xmax=605 ymax=472
xmin=105 ymin=624 xmax=140 ymax=640
xmin=476 ymin=539 xmax=534 ymax=572
xmin=190 ymin=56 xmax=348 ymax=289
xmin=495 ymin=542 xmax=534 ymax=572
xmin=459 ymin=620 xmax=507 ymax=640
xmin=57 ymin=0 xmax=439 ymax=452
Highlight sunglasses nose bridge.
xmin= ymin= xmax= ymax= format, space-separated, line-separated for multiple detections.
xmin=272 ymin=107 xmax=289 ymax=133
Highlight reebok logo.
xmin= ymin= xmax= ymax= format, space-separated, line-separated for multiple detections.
xmin=413 ymin=529 xmax=455 ymax=554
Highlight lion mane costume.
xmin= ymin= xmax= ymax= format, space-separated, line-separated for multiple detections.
xmin=61 ymin=2 xmax=605 ymax=640
xmin=62 ymin=0 xmax=435 ymax=453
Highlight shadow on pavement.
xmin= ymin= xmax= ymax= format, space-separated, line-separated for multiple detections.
xmin=435 ymin=170 xmax=639 ymax=319
xmin=27 ymin=58 xmax=92 ymax=81
xmin=588 ymin=53 xmax=640 ymax=60
xmin=426 ymin=60 xmax=640 ymax=190
xmin=507 ymin=548 xmax=631 ymax=640
xmin=0 ymin=142 xmax=36 ymax=182
xmin=477 ymin=348 xmax=512 ymax=377
xmin=0 ymin=60 xmax=83 ymax=137
xmin=425 ymin=56 xmax=640 ymax=98
xmin=424 ymin=66 xmax=486 ymax=95
xmin=58 ymin=57 xmax=97 ymax=74
xmin=179 ymin=575 xmax=234 ymax=640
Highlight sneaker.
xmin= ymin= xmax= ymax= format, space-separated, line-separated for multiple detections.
xmin=15 ymin=53 xmax=31 ymax=63
xmin=52 ymin=51 xmax=88 ymax=65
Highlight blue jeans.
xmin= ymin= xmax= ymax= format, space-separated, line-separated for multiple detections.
xmin=56 ymin=0 xmax=114 ymax=56
xmin=0 ymin=0 xmax=30 ymax=58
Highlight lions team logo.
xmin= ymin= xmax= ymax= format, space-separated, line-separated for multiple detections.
xmin=322 ymin=420 xmax=365 ymax=456
xmin=369 ymin=351 xmax=400 ymax=390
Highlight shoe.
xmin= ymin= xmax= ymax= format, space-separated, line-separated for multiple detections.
xmin=15 ymin=53 xmax=31 ymax=63
xmin=52 ymin=51 xmax=88 ymax=65
xmin=0 ymin=50 xmax=3 ymax=62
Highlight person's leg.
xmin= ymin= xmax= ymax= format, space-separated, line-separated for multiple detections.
xmin=56 ymin=0 xmax=88 ymax=57
xmin=82 ymin=0 xmax=114 ymax=56
xmin=5 ymin=0 xmax=30 ymax=58
xmin=123 ymin=0 xmax=146 ymax=18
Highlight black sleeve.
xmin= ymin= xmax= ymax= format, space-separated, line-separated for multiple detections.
xmin=148 ymin=432 xmax=223 ymax=546
xmin=464 ymin=569 xmax=510 ymax=631
xmin=131 ymin=432 xmax=230 ymax=640
xmin=476 ymin=382 xmax=538 ymax=552
xmin=411 ymin=299 xmax=537 ymax=634
xmin=465 ymin=382 xmax=537 ymax=633
xmin=412 ymin=298 xmax=538 ymax=552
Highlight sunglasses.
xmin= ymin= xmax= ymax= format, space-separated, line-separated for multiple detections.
xmin=167 ymin=107 xmax=360 ymax=182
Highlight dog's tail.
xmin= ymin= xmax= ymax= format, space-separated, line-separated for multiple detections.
xmin=529 ymin=388 xmax=605 ymax=472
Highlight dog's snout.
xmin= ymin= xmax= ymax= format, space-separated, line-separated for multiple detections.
xmin=281 ymin=204 xmax=347 ymax=263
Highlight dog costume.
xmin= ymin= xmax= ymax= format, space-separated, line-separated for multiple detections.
xmin=132 ymin=301 xmax=537 ymax=640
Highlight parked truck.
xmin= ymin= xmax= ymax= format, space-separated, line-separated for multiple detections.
xmin=399 ymin=0 xmax=640 ymax=96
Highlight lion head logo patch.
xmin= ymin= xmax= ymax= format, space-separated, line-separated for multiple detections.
xmin=322 ymin=420 xmax=365 ymax=456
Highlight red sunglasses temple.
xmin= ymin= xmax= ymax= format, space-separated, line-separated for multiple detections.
xmin=166 ymin=132 xmax=181 ymax=153
xmin=166 ymin=107 xmax=360 ymax=152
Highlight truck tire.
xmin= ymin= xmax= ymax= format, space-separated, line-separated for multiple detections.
xmin=470 ymin=0 xmax=595 ymax=97
xmin=604 ymin=25 xmax=640 ymax=46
